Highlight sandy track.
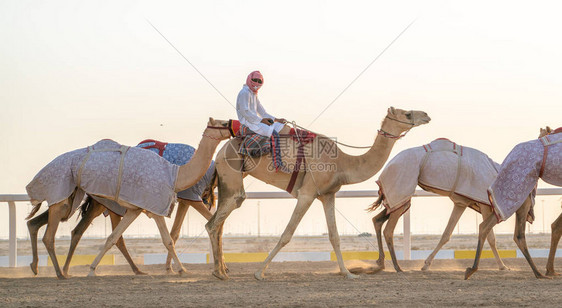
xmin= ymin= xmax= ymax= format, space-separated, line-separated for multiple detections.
xmin=1 ymin=258 xmax=561 ymax=307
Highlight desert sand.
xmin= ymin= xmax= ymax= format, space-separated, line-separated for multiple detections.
xmin=1 ymin=234 xmax=561 ymax=307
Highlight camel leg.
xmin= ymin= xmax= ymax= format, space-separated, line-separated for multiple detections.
xmin=62 ymin=200 xmax=105 ymax=276
xmin=153 ymin=215 xmax=188 ymax=276
xmin=254 ymin=193 xmax=316 ymax=280
xmin=109 ymin=211 xmax=147 ymax=275
xmin=166 ymin=200 xmax=189 ymax=273
xmin=206 ymin=195 xmax=241 ymax=280
xmin=321 ymin=194 xmax=358 ymax=279
xmin=422 ymin=204 xmax=466 ymax=271
xmin=480 ymin=205 xmax=509 ymax=271
xmin=88 ymin=208 xmax=141 ymax=277
xmin=43 ymin=201 xmax=71 ymax=279
xmin=383 ymin=210 xmax=404 ymax=272
xmin=372 ymin=210 xmax=390 ymax=270
xmin=205 ymin=158 xmax=245 ymax=280
xmin=546 ymin=212 xmax=562 ymax=276
xmin=189 ymin=200 xmax=214 ymax=220
xmin=27 ymin=210 xmax=49 ymax=275
xmin=464 ymin=213 xmax=497 ymax=280
xmin=512 ymin=199 xmax=548 ymax=279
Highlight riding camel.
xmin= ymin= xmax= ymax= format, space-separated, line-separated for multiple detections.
xmin=25 ymin=118 xmax=231 ymax=279
xmin=355 ymin=138 xmax=509 ymax=275
xmin=205 ymin=107 xmax=431 ymax=280
xmin=465 ymin=126 xmax=562 ymax=279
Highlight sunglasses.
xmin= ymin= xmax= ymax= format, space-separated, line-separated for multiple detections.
xmin=251 ymin=78 xmax=263 ymax=84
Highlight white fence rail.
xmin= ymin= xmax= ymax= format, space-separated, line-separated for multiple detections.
xmin=2 ymin=188 xmax=561 ymax=267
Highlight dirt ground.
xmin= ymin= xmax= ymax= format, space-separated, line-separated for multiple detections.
xmin=1 ymin=258 xmax=561 ymax=307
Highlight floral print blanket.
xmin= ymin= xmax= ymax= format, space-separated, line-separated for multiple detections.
xmin=26 ymin=139 xmax=179 ymax=218
xmin=489 ymin=133 xmax=562 ymax=221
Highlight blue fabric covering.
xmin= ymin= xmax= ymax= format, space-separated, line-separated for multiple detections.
xmin=136 ymin=142 xmax=214 ymax=202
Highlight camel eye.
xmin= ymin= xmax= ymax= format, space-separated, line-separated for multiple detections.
xmin=405 ymin=112 xmax=412 ymax=119
xmin=222 ymin=123 xmax=227 ymax=127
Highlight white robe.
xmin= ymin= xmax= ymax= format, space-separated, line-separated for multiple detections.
xmin=236 ymin=84 xmax=284 ymax=137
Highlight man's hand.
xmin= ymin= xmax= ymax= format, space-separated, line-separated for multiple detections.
xmin=261 ymin=118 xmax=274 ymax=125
xmin=275 ymin=118 xmax=287 ymax=124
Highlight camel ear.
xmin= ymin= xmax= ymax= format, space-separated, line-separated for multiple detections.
xmin=547 ymin=126 xmax=552 ymax=133
xmin=388 ymin=107 xmax=396 ymax=115
xmin=209 ymin=117 xmax=216 ymax=125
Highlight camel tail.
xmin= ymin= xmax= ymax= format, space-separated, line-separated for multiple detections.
xmin=202 ymin=169 xmax=218 ymax=210
xmin=25 ymin=202 xmax=43 ymax=220
xmin=80 ymin=195 xmax=93 ymax=218
xmin=366 ymin=193 xmax=385 ymax=212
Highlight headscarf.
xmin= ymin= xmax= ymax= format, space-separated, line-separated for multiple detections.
xmin=246 ymin=71 xmax=263 ymax=93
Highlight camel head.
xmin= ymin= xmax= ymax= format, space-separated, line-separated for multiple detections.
xmin=539 ymin=126 xmax=552 ymax=138
xmin=385 ymin=107 xmax=431 ymax=131
xmin=205 ymin=117 xmax=232 ymax=141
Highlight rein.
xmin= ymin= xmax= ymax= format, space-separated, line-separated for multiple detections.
xmin=292 ymin=113 xmax=415 ymax=148
xmin=202 ymin=124 xmax=233 ymax=140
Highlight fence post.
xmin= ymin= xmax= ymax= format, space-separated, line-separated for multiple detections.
xmin=403 ymin=210 xmax=411 ymax=260
xmin=8 ymin=201 xmax=17 ymax=267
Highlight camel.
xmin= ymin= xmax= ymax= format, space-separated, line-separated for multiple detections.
xmin=465 ymin=126 xmax=562 ymax=279
xmin=357 ymin=138 xmax=508 ymax=274
xmin=25 ymin=118 xmax=231 ymax=279
xmin=205 ymin=107 xmax=431 ymax=280
xmin=27 ymin=171 xmax=217 ymax=277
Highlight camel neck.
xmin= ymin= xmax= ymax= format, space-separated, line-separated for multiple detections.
xmin=340 ymin=118 xmax=402 ymax=184
xmin=175 ymin=129 xmax=221 ymax=192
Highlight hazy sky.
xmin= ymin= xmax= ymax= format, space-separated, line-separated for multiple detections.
xmin=1 ymin=1 xmax=562 ymax=237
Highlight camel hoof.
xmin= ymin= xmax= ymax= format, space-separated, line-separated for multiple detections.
xmin=61 ymin=272 xmax=73 ymax=278
xmin=87 ymin=270 xmax=97 ymax=277
xmin=345 ymin=272 xmax=360 ymax=279
xmin=29 ymin=263 xmax=38 ymax=276
xmin=464 ymin=267 xmax=476 ymax=280
xmin=499 ymin=265 xmax=510 ymax=271
xmin=135 ymin=270 xmax=148 ymax=276
xmin=213 ymin=270 xmax=229 ymax=280
xmin=254 ymin=271 xmax=265 ymax=281
xmin=536 ymin=273 xmax=552 ymax=279
xmin=178 ymin=269 xmax=188 ymax=277
xmin=421 ymin=265 xmax=430 ymax=271
xmin=545 ymin=270 xmax=560 ymax=277
xmin=166 ymin=268 xmax=175 ymax=275
xmin=395 ymin=268 xmax=404 ymax=273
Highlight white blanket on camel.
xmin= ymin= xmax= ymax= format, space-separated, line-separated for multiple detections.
xmin=377 ymin=139 xmax=500 ymax=213
xmin=489 ymin=133 xmax=562 ymax=221
xmin=26 ymin=139 xmax=179 ymax=218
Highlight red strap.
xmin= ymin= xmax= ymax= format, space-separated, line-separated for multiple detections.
xmin=137 ymin=139 xmax=168 ymax=157
xmin=286 ymin=143 xmax=305 ymax=194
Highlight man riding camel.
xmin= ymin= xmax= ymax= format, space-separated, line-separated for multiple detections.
xmin=236 ymin=71 xmax=287 ymax=137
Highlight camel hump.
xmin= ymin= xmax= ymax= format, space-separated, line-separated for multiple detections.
xmin=425 ymin=138 xmax=462 ymax=155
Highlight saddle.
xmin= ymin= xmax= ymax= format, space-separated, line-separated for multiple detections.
xmin=137 ymin=139 xmax=168 ymax=156
xmin=230 ymin=119 xmax=317 ymax=193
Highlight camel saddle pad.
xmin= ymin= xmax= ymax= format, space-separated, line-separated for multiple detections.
xmin=26 ymin=139 xmax=179 ymax=217
xmin=378 ymin=139 xmax=500 ymax=212
xmin=137 ymin=141 xmax=214 ymax=201
xmin=489 ymin=132 xmax=562 ymax=221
